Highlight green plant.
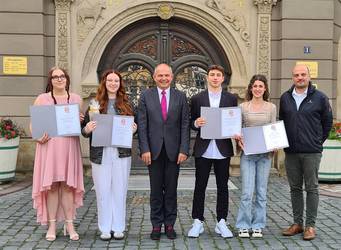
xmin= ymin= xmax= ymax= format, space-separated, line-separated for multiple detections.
xmin=328 ymin=122 xmax=341 ymax=141
xmin=0 ymin=118 xmax=25 ymax=140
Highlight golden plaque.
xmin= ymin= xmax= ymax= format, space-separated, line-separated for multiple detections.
xmin=296 ymin=61 xmax=318 ymax=78
xmin=3 ymin=56 xmax=28 ymax=75
xmin=157 ymin=3 xmax=174 ymax=20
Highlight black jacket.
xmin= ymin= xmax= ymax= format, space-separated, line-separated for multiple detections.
xmin=279 ymin=83 xmax=333 ymax=153
xmin=81 ymin=104 xmax=133 ymax=164
xmin=190 ymin=89 xmax=237 ymax=158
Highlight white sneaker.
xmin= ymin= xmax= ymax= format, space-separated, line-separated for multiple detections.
xmin=100 ymin=232 xmax=111 ymax=241
xmin=188 ymin=219 xmax=204 ymax=238
xmin=251 ymin=229 xmax=263 ymax=238
xmin=215 ymin=219 xmax=233 ymax=238
xmin=113 ymin=231 xmax=124 ymax=240
xmin=238 ymin=229 xmax=250 ymax=238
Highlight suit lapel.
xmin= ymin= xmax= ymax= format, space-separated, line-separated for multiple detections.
xmin=219 ymin=91 xmax=226 ymax=107
xmin=203 ymin=90 xmax=210 ymax=107
xmin=152 ymin=87 xmax=163 ymax=121
xmin=167 ymin=88 xmax=176 ymax=121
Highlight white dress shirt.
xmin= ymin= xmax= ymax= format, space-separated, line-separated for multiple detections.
xmin=157 ymin=87 xmax=170 ymax=112
xmin=202 ymin=90 xmax=225 ymax=159
xmin=292 ymin=87 xmax=308 ymax=110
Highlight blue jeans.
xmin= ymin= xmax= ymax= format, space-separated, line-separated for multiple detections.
xmin=236 ymin=153 xmax=272 ymax=230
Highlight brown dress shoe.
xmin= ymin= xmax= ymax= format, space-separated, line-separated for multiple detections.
xmin=282 ymin=224 xmax=304 ymax=236
xmin=303 ymin=227 xmax=316 ymax=240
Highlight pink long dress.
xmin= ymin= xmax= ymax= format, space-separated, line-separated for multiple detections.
xmin=31 ymin=93 xmax=84 ymax=225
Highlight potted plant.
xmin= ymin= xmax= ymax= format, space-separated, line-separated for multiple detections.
xmin=0 ymin=118 xmax=25 ymax=181
xmin=318 ymin=122 xmax=341 ymax=182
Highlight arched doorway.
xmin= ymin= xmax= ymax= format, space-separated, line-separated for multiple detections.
xmin=98 ymin=17 xmax=231 ymax=170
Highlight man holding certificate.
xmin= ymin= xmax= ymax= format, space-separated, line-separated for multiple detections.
xmin=137 ymin=64 xmax=190 ymax=240
xmin=280 ymin=64 xmax=333 ymax=240
xmin=187 ymin=65 xmax=237 ymax=238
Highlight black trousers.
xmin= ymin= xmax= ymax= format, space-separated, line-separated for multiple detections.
xmin=192 ymin=157 xmax=230 ymax=222
xmin=148 ymin=146 xmax=179 ymax=227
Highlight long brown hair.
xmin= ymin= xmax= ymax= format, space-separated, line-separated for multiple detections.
xmin=245 ymin=74 xmax=270 ymax=101
xmin=46 ymin=66 xmax=70 ymax=104
xmin=96 ymin=69 xmax=133 ymax=115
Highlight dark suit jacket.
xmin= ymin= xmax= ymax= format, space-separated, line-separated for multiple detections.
xmin=137 ymin=87 xmax=190 ymax=161
xmin=190 ymin=89 xmax=237 ymax=158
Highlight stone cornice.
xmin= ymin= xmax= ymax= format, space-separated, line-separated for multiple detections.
xmin=253 ymin=0 xmax=278 ymax=14
xmin=54 ymin=0 xmax=73 ymax=10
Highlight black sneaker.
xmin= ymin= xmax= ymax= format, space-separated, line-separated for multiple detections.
xmin=165 ymin=225 xmax=177 ymax=239
xmin=150 ymin=227 xmax=161 ymax=240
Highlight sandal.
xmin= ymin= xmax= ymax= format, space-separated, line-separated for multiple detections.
xmin=45 ymin=219 xmax=56 ymax=241
xmin=64 ymin=219 xmax=79 ymax=241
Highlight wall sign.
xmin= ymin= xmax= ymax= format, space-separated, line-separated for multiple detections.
xmin=3 ymin=56 xmax=28 ymax=75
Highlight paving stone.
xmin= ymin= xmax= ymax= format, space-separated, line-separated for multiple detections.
xmin=0 ymin=174 xmax=341 ymax=249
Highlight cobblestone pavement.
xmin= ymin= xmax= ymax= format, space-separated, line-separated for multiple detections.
xmin=1 ymin=174 xmax=341 ymax=250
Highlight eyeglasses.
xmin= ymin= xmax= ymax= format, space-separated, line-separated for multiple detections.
xmin=52 ymin=75 xmax=66 ymax=81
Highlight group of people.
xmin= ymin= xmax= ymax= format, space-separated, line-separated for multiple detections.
xmin=31 ymin=63 xmax=333 ymax=242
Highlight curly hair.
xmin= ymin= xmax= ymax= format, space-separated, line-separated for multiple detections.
xmin=96 ymin=69 xmax=133 ymax=115
xmin=245 ymin=74 xmax=269 ymax=101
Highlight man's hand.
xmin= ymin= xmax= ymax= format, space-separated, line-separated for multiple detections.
xmin=177 ymin=153 xmax=187 ymax=164
xmin=141 ymin=152 xmax=151 ymax=166
xmin=195 ymin=117 xmax=206 ymax=127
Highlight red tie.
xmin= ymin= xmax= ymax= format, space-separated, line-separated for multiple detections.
xmin=161 ymin=90 xmax=167 ymax=121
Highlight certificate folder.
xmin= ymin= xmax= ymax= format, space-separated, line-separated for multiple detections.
xmin=30 ymin=104 xmax=81 ymax=139
xmin=242 ymin=120 xmax=289 ymax=155
xmin=91 ymin=114 xmax=133 ymax=148
xmin=200 ymin=106 xmax=241 ymax=139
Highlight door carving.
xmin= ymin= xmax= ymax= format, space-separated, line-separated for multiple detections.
xmin=98 ymin=17 xmax=231 ymax=170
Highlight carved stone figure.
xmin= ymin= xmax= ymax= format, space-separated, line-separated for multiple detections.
xmin=206 ymin=0 xmax=250 ymax=46
xmin=77 ymin=0 xmax=106 ymax=25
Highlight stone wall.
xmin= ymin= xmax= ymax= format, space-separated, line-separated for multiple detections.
xmin=0 ymin=0 xmax=55 ymax=171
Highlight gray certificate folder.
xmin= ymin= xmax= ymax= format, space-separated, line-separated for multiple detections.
xmin=30 ymin=104 xmax=81 ymax=139
xmin=201 ymin=107 xmax=222 ymax=139
xmin=200 ymin=106 xmax=241 ymax=139
xmin=91 ymin=114 xmax=133 ymax=148
xmin=242 ymin=126 xmax=268 ymax=155
xmin=91 ymin=114 xmax=113 ymax=147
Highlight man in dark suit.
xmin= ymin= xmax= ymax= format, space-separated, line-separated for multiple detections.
xmin=187 ymin=65 xmax=237 ymax=238
xmin=137 ymin=63 xmax=190 ymax=240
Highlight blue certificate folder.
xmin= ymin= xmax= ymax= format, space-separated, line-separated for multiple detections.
xmin=30 ymin=104 xmax=81 ymax=139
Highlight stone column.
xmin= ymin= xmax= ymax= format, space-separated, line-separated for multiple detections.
xmin=54 ymin=0 xmax=73 ymax=71
xmin=253 ymin=0 xmax=277 ymax=82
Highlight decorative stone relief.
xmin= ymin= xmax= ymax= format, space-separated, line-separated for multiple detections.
xmin=254 ymin=0 xmax=278 ymax=14
xmin=229 ymin=86 xmax=246 ymax=100
xmin=206 ymin=0 xmax=250 ymax=47
xmin=76 ymin=0 xmax=107 ymax=44
xmin=254 ymin=0 xmax=277 ymax=81
xmin=157 ymin=3 xmax=174 ymax=20
xmin=54 ymin=0 xmax=73 ymax=71
xmin=82 ymin=85 xmax=98 ymax=98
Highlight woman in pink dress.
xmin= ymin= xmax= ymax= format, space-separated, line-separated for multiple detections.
xmin=31 ymin=67 xmax=84 ymax=241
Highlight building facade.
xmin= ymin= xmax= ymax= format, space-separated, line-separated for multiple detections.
xmin=0 ymin=0 xmax=340 ymax=171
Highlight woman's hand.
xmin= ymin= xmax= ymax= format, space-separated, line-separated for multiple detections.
xmin=132 ymin=122 xmax=137 ymax=133
xmin=235 ymin=135 xmax=244 ymax=151
xmin=84 ymin=121 xmax=96 ymax=134
xmin=36 ymin=133 xmax=50 ymax=144
xmin=195 ymin=117 xmax=206 ymax=127
xmin=79 ymin=112 xmax=85 ymax=123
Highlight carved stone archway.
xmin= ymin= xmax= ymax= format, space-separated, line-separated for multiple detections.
xmin=75 ymin=1 xmax=249 ymax=98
